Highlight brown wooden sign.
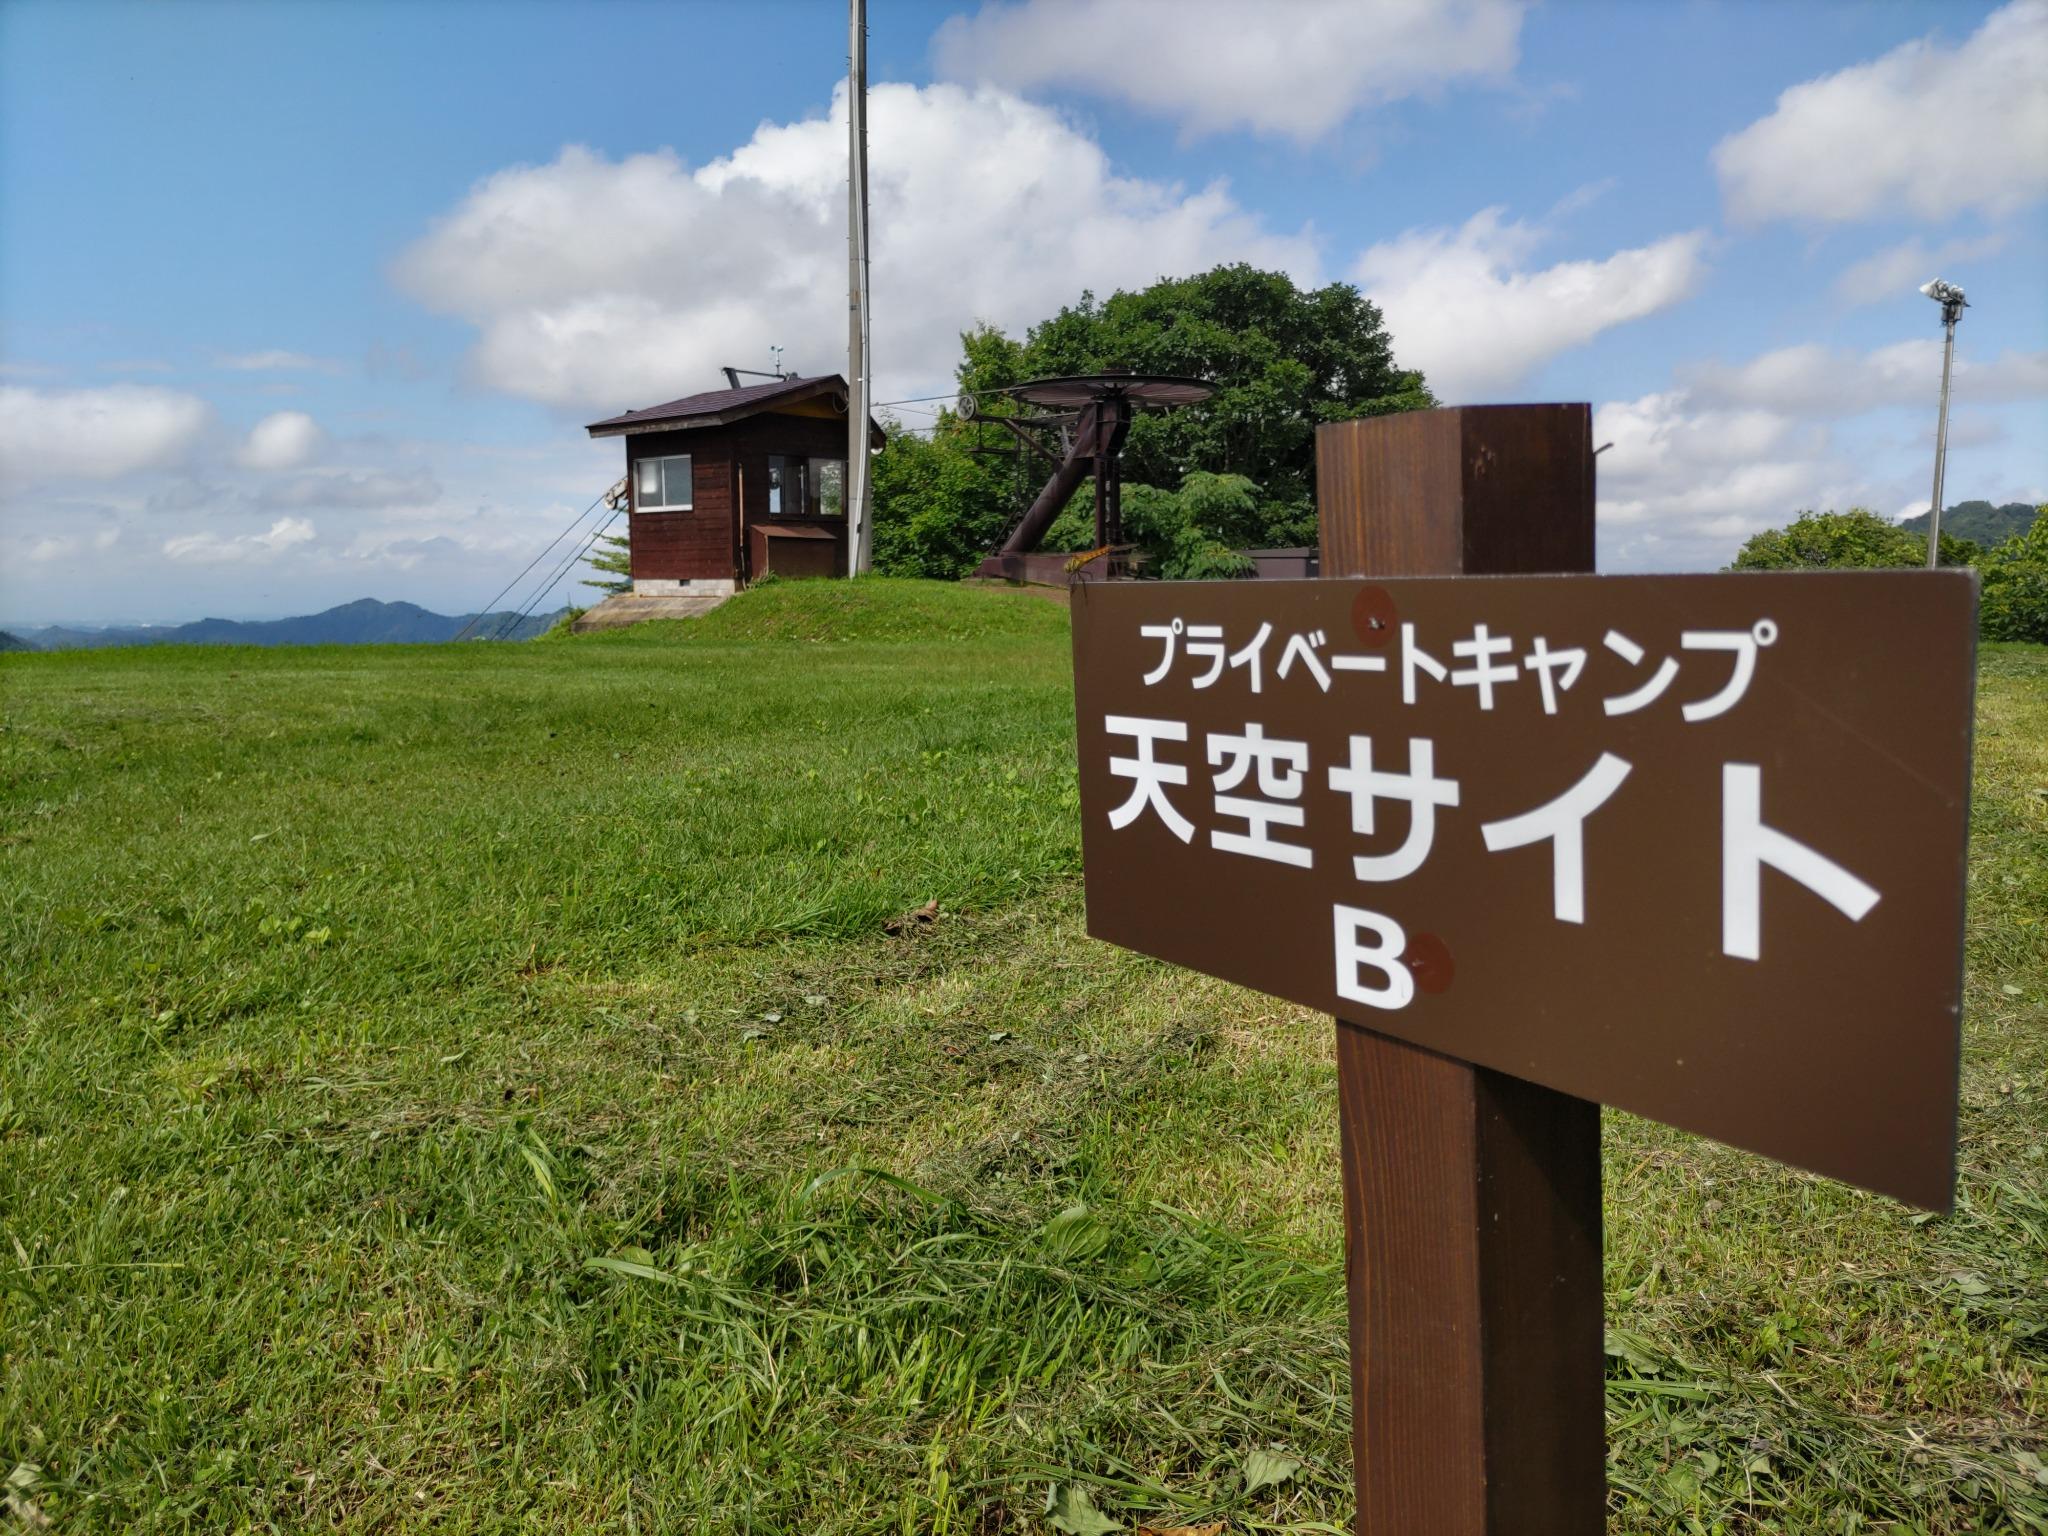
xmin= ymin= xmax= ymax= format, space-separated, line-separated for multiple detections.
xmin=1072 ymin=569 xmax=1977 ymax=1210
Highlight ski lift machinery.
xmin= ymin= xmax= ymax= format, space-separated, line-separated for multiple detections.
xmin=970 ymin=371 xmax=1214 ymax=581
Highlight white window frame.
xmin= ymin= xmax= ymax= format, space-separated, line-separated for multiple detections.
xmin=808 ymin=456 xmax=847 ymax=518
xmin=635 ymin=453 xmax=694 ymax=512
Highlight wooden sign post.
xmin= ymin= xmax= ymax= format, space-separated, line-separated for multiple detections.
xmin=1323 ymin=406 xmax=1602 ymax=1532
xmin=1066 ymin=405 xmax=1978 ymax=1531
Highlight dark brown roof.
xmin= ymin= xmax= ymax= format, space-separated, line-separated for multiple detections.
xmin=586 ymin=374 xmax=885 ymax=446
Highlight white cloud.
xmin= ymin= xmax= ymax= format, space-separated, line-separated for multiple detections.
xmin=235 ymin=410 xmax=324 ymax=470
xmin=1834 ymin=235 xmax=2007 ymax=306
xmin=0 ymin=384 xmax=210 ymax=483
xmin=216 ymin=350 xmax=342 ymax=374
xmin=1597 ymin=332 xmax=2048 ymax=567
xmin=1594 ymin=391 xmax=1859 ymax=569
xmin=1682 ymin=341 xmax=2048 ymax=416
xmin=0 ymin=411 xmax=616 ymax=624
xmin=931 ymin=0 xmax=1525 ymax=142
xmin=395 ymin=83 xmax=1319 ymax=411
xmin=258 ymin=467 xmax=439 ymax=510
xmin=23 ymin=535 xmax=75 ymax=563
xmin=1351 ymin=210 xmax=1707 ymax=400
xmin=360 ymin=533 xmax=467 ymax=572
xmin=162 ymin=516 xmax=317 ymax=565
xmin=1908 ymin=411 xmax=2009 ymax=452
xmin=1714 ymin=0 xmax=2048 ymax=225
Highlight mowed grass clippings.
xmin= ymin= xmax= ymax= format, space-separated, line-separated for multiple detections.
xmin=0 ymin=580 xmax=2040 ymax=1533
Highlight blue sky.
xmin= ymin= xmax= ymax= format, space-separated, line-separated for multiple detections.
xmin=2 ymin=0 xmax=2043 ymax=625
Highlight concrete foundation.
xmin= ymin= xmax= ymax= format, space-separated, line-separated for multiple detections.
xmin=571 ymin=592 xmax=730 ymax=633
xmin=632 ymin=577 xmax=737 ymax=597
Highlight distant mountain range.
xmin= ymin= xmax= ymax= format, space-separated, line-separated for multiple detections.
xmin=1899 ymin=500 xmax=2038 ymax=547
xmin=5 ymin=598 xmax=570 ymax=652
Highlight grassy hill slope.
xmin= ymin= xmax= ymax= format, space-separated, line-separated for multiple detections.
xmin=2 ymin=580 xmax=2043 ymax=1532
xmin=578 ymin=575 xmax=1073 ymax=646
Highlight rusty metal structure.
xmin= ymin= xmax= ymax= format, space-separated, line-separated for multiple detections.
xmin=972 ymin=371 xmax=1214 ymax=583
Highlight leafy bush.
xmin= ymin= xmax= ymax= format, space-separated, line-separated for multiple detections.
xmin=1979 ymin=506 xmax=2048 ymax=643
xmin=1038 ymin=471 xmax=1262 ymax=579
xmin=869 ymin=426 xmax=1015 ymax=579
xmin=1731 ymin=505 xmax=2048 ymax=644
xmin=1730 ymin=508 xmax=1978 ymax=571
xmin=1126 ymin=472 xmax=1263 ymax=579
xmin=535 ymin=608 xmax=586 ymax=640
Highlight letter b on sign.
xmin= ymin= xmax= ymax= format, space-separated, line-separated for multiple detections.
xmin=1334 ymin=904 xmax=1413 ymax=1011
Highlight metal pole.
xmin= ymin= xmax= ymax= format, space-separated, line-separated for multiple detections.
xmin=846 ymin=0 xmax=873 ymax=576
xmin=1917 ymin=279 xmax=1967 ymax=565
xmin=1925 ymin=319 xmax=1956 ymax=566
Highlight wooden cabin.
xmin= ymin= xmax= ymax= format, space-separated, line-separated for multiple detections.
xmin=586 ymin=375 xmax=885 ymax=594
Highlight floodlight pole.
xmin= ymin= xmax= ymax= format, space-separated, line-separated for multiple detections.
xmin=1922 ymin=282 xmax=1966 ymax=570
xmin=846 ymin=0 xmax=874 ymax=577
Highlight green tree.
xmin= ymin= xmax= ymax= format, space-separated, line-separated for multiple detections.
xmin=582 ymin=529 xmax=632 ymax=596
xmin=868 ymin=420 xmax=1017 ymax=579
xmin=582 ymin=482 xmax=636 ymax=595
xmin=1979 ymin=506 xmax=2048 ymax=643
xmin=961 ymin=264 xmax=1431 ymax=541
xmin=867 ymin=263 xmax=1433 ymax=572
xmin=1729 ymin=508 xmax=1978 ymax=571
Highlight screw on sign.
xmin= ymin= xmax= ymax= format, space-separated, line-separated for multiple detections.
xmin=1078 ymin=572 xmax=1974 ymax=1205
xmin=1067 ymin=407 xmax=1979 ymax=1535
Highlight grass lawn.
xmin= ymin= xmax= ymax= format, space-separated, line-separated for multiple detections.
xmin=2 ymin=578 xmax=2043 ymax=1533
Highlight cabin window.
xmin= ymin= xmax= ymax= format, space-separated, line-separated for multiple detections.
xmin=808 ymin=457 xmax=846 ymax=517
xmin=635 ymin=453 xmax=693 ymax=511
xmin=768 ymin=454 xmax=802 ymax=516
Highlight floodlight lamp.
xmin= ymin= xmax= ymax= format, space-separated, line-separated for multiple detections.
xmin=1919 ymin=278 xmax=1967 ymax=307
